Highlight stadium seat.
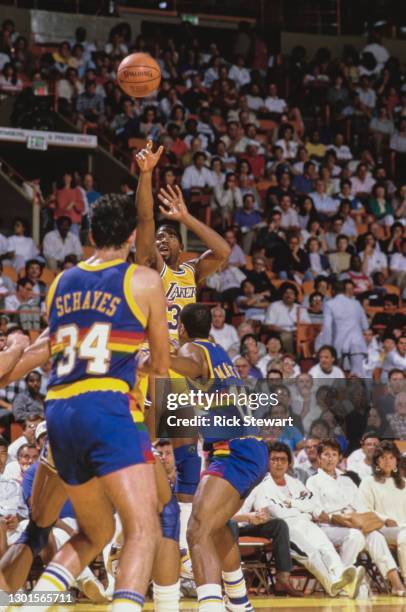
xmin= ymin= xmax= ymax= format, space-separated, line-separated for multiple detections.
xmin=296 ymin=323 xmax=322 ymax=358
xmin=40 ymin=268 xmax=56 ymax=286
xmin=238 ymin=537 xmax=274 ymax=595
xmin=3 ymin=266 xmax=17 ymax=283
xmin=383 ymin=284 xmax=400 ymax=295
xmin=302 ymin=280 xmax=314 ymax=294
xmin=10 ymin=422 xmax=24 ymax=442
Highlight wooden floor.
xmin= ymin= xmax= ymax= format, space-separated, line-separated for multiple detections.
xmin=47 ymin=596 xmax=406 ymax=611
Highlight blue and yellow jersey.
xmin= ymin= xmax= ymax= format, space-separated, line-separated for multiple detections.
xmin=46 ymin=259 xmax=146 ymax=416
xmin=160 ymin=262 xmax=196 ymax=340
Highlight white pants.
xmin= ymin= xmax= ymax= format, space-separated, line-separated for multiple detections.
xmin=286 ymin=518 xmax=345 ymax=596
xmin=321 ymin=525 xmax=397 ymax=578
xmin=380 ymin=526 xmax=406 ymax=579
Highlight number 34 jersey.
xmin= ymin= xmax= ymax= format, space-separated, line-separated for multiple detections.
xmin=160 ymin=261 xmax=196 ymax=341
xmin=46 ymin=259 xmax=147 ymax=394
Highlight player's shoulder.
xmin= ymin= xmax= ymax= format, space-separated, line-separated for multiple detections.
xmin=131 ymin=263 xmax=162 ymax=287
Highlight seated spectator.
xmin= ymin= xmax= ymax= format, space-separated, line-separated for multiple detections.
xmin=346 ymin=432 xmax=380 ymax=480
xmin=223 ymin=229 xmax=246 ymax=268
xmin=212 ymin=173 xmax=242 ymax=227
xmin=309 ymin=345 xmax=345 ymax=382
xmin=307 ymin=438 xmax=405 ymax=595
xmin=254 ymin=210 xmax=287 ymax=258
xmin=241 ymin=343 xmax=263 ymax=379
xmin=7 ymin=218 xmax=39 ymax=272
xmin=376 ymin=369 xmax=406 ymax=416
xmin=76 ymin=79 xmax=105 ymax=131
xmin=307 ymin=237 xmax=330 ymax=278
xmin=309 ymin=179 xmax=338 ymax=219
xmin=235 ymin=279 xmax=269 ymax=323
xmin=276 ymin=194 xmax=299 ymax=230
xmin=351 ymin=163 xmax=376 ymax=200
xmin=341 ymin=255 xmax=371 ymax=294
xmin=335 ymin=179 xmax=364 ymax=216
xmin=368 ymin=183 xmax=395 ymax=227
xmin=359 ymin=440 xmax=406 ymax=593
xmin=227 ymin=321 xmax=256 ymax=359
xmin=243 ymin=256 xmax=277 ymax=299
xmin=337 ymin=200 xmax=357 ymax=239
xmin=7 ymin=414 xmax=44 ymax=461
xmin=181 ymin=152 xmax=215 ymax=193
xmin=329 ymin=235 xmax=351 ymax=275
xmin=239 ymin=142 xmax=265 ymax=179
xmin=0 ymin=262 xmax=14 ymax=310
xmin=307 ymin=291 xmax=325 ymax=324
xmin=360 ymin=233 xmax=388 ymax=277
xmin=233 ymin=194 xmax=264 ymax=254
xmin=4 ymin=279 xmax=40 ymax=332
xmin=43 ymin=216 xmax=83 ymax=271
xmin=292 ymin=161 xmax=318 ymax=195
xmin=388 ymin=238 xmax=406 ymax=292
xmin=275 ymin=124 xmax=299 ymax=160
xmin=0 ymin=436 xmax=8 ymax=475
xmin=262 ymin=82 xmax=288 ymax=117
xmin=328 ymin=133 xmax=353 ymax=162
xmin=239 ymin=442 xmax=362 ymax=598
xmin=12 ymin=371 xmax=44 ymax=423
xmin=23 ymin=259 xmax=47 ymax=308
xmin=3 ymin=443 xmax=39 ymax=484
xmin=264 ymin=282 xmax=311 ymax=353
xmin=369 ymin=105 xmax=395 ymax=157
xmin=257 ymin=334 xmax=283 ymax=375
xmin=275 ymin=234 xmax=312 ymax=283
xmin=138 ymin=105 xmax=164 ymax=140
xmin=387 ymin=391 xmax=406 ymax=438
xmin=294 ymin=435 xmax=320 ymax=481
xmin=209 ymin=305 xmax=239 ymax=352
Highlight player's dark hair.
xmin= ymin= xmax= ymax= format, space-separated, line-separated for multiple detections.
xmin=268 ymin=441 xmax=292 ymax=465
xmin=154 ymin=438 xmax=172 ymax=449
xmin=180 ymin=303 xmax=211 ymax=339
xmin=90 ymin=194 xmax=136 ymax=249
xmin=156 ymin=223 xmax=183 ymax=246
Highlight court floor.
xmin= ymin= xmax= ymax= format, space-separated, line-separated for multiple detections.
xmin=41 ymin=596 xmax=406 ymax=611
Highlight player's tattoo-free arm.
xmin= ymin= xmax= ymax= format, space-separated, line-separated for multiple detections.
xmin=169 ymin=343 xmax=205 ymax=378
xmin=0 ymin=329 xmax=51 ymax=386
xmin=134 ymin=140 xmax=164 ymax=271
xmin=158 ymin=185 xmax=231 ymax=282
xmin=0 ymin=333 xmax=30 ymax=379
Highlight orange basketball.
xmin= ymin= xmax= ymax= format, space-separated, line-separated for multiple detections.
xmin=117 ymin=53 xmax=161 ymax=98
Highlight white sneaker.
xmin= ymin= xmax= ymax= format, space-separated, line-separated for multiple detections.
xmin=345 ymin=566 xmax=366 ymax=599
xmin=77 ymin=576 xmax=109 ymax=603
xmin=224 ymin=595 xmax=254 ymax=611
xmin=330 ymin=566 xmax=356 ymax=596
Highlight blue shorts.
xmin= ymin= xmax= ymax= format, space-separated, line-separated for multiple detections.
xmin=202 ymin=437 xmax=268 ymax=499
xmin=45 ymin=391 xmax=154 ymax=486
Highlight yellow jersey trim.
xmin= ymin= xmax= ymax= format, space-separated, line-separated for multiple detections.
xmin=46 ymin=377 xmax=129 ymax=400
xmin=192 ymin=341 xmax=215 ymax=378
xmin=123 ymin=264 xmax=147 ymax=328
xmin=78 ymin=258 xmax=125 ymax=271
xmin=46 ymin=272 xmax=64 ymax=319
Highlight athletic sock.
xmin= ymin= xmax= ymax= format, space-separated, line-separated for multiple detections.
xmin=33 ymin=561 xmax=75 ymax=592
xmin=222 ymin=568 xmax=250 ymax=607
xmin=153 ymin=580 xmax=180 ymax=611
xmin=179 ymin=501 xmax=193 ymax=550
xmin=112 ymin=589 xmax=144 ymax=611
xmin=197 ymin=584 xmax=223 ymax=611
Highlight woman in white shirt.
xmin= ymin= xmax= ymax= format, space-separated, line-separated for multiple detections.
xmin=360 ymin=233 xmax=388 ymax=276
xmin=212 ymin=172 xmax=242 ymax=227
xmin=275 ymin=125 xmax=299 ymax=160
xmin=8 ymin=218 xmax=39 ymax=272
xmin=359 ymin=440 xmax=406 ymax=594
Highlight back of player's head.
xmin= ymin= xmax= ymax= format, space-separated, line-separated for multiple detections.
xmin=180 ymin=303 xmax=211 ymax=339
xmin=90 ymin=194 xmax=136 ymax=249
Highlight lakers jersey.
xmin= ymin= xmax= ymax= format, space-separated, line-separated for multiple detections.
xmin=46 ymin=259 xmax=146 ymax=409
xmin=160 ymin=261 xmax=196 ymax=340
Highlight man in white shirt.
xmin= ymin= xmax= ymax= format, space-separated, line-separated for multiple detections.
xmin=3 ymin=443 xmax=39 ymax=485
xmin=346 ymin=432 xmax=380 ymax=480
xmin=42 ymin=216 xmax=83 ymax=270
xmin=209 ymin=306 xmax=239 ymax=352
xmin=181 ymin=152 xmax=216 ymax=192
xmin=7 ymin=415 xmax=44 ymax=462
xmin=238 ymin=442 xmax=364 ymax=598
xmin=276 ymin=195 xmax=299 ymax=230
xmin=264 ymin=283 xmax=310 ymax=353
xmin=263 ymin=83 xmax=287 ymax=116
xmin=309 ymin=345 xmax=346 ymax=383
xmin=228 ymin=55 xmax=251 ymax=90
xmin=307 ymin=438 xmax=404 ymax=594
xmin=327 ymin=134 xmax=353 ymax=162
xmin=388 ymin=238 xmax=406 ymax=292
xmin=351 ymin=163 xmax=376 ymax=197
xmin=309 ymin=180 xmax=338 ymax=218
xmin=382 ymin=336 xmax=406 ymax=383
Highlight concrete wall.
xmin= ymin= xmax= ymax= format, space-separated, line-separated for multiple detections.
xmin=281 ymin=31 xmax=406 ymax=60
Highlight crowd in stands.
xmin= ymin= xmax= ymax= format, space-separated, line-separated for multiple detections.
xmin=0 ymin=15 xmax=405 ymax=599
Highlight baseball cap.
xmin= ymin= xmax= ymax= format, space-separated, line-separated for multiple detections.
xmin=35 ymin=421 xmax=47 ymax=441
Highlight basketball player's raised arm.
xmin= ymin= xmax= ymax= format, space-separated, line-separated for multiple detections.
xmin=169 ymin=343 xmax=205 ymax=379
xmin=158 ymin=185 xmax=231 ymax=283
xmin=0 ymin=329 xmax=50 ymax=386
xmin=134 ymin=140 xmax=164 ymax=271
xmin=131 ymin=266 xmax=169 ymax=377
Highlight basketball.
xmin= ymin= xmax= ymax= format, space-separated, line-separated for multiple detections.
xmin=117 ymin=52 xmax=161 ymax=98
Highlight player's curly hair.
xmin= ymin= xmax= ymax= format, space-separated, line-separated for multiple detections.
xmin=90 ymin=194 xmax=137 ymax=249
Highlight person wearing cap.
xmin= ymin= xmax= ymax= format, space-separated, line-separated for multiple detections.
xmin=7 ymin=415 xmax=44 ymax=462
xmin=12 ymin=371 xmax=44 ymax=423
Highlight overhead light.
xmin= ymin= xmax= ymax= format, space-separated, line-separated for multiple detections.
xmin=159 ymin=1 xmax=168 ymax=8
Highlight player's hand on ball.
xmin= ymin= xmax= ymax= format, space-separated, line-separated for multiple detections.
xmin=135 ymin=140 xmax=163 ymax=173
xmin=158 ymin=185 xmax=188 ymax=222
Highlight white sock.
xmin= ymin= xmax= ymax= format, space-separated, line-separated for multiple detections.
xmin=153 ymin=581 xmax=180 ymax=611
xmin=111 ymin=602 xmax=142 ymax=612
xmin=112 ymin=589 xmax=144 ymax=611
xmin=179 ymin=502 xmax=193 ymax=550
xmin=197 ymin=583 xmax=223 ymax=611
xmin=222 ymin=568 xmax=249 ymax=604
xmin=34 ymin=561 xmax=75 ymax=592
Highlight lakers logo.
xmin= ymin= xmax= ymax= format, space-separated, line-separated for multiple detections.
xmin=166 ymin=282 xmax=196 ymax=301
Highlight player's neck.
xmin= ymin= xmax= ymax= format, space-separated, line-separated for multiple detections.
xmin=91 ymin=246 xmax=129 ymax=263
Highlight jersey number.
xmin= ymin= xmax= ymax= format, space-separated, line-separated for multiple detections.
xmin=167 ymin=303 xmax=182 ymax=332
xmin=56 ymin=323 xmax=112 ymax=377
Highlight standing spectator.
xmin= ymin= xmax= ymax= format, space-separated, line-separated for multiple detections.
xmin=316 ymin=280 xmax=368 ymax=375
xmin=209 ymin=306 xmax=239 ymax=352
xmin=12 ymin=371 xmax=44 ymax=423
xmin=7 ymin=218 xmax=39 ymax=272
xmin=49 ymin=172 xmax=85 ymax=236
xmin=42 ymin=216 xmax=83 ymax=271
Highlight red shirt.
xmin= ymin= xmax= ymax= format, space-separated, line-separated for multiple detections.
xmin=54 ymin=187 xmax=85 ymax=224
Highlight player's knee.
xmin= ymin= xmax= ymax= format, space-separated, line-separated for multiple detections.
xmin=174 ymin=445 xmax=201 ymax=496
xmin=160 ymin=494 xmax=180 ymax=542
xmin=17 ymin=520 xmax=53 ymax=557
xmin=186 ymin=511 xmax=207 ymax=548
